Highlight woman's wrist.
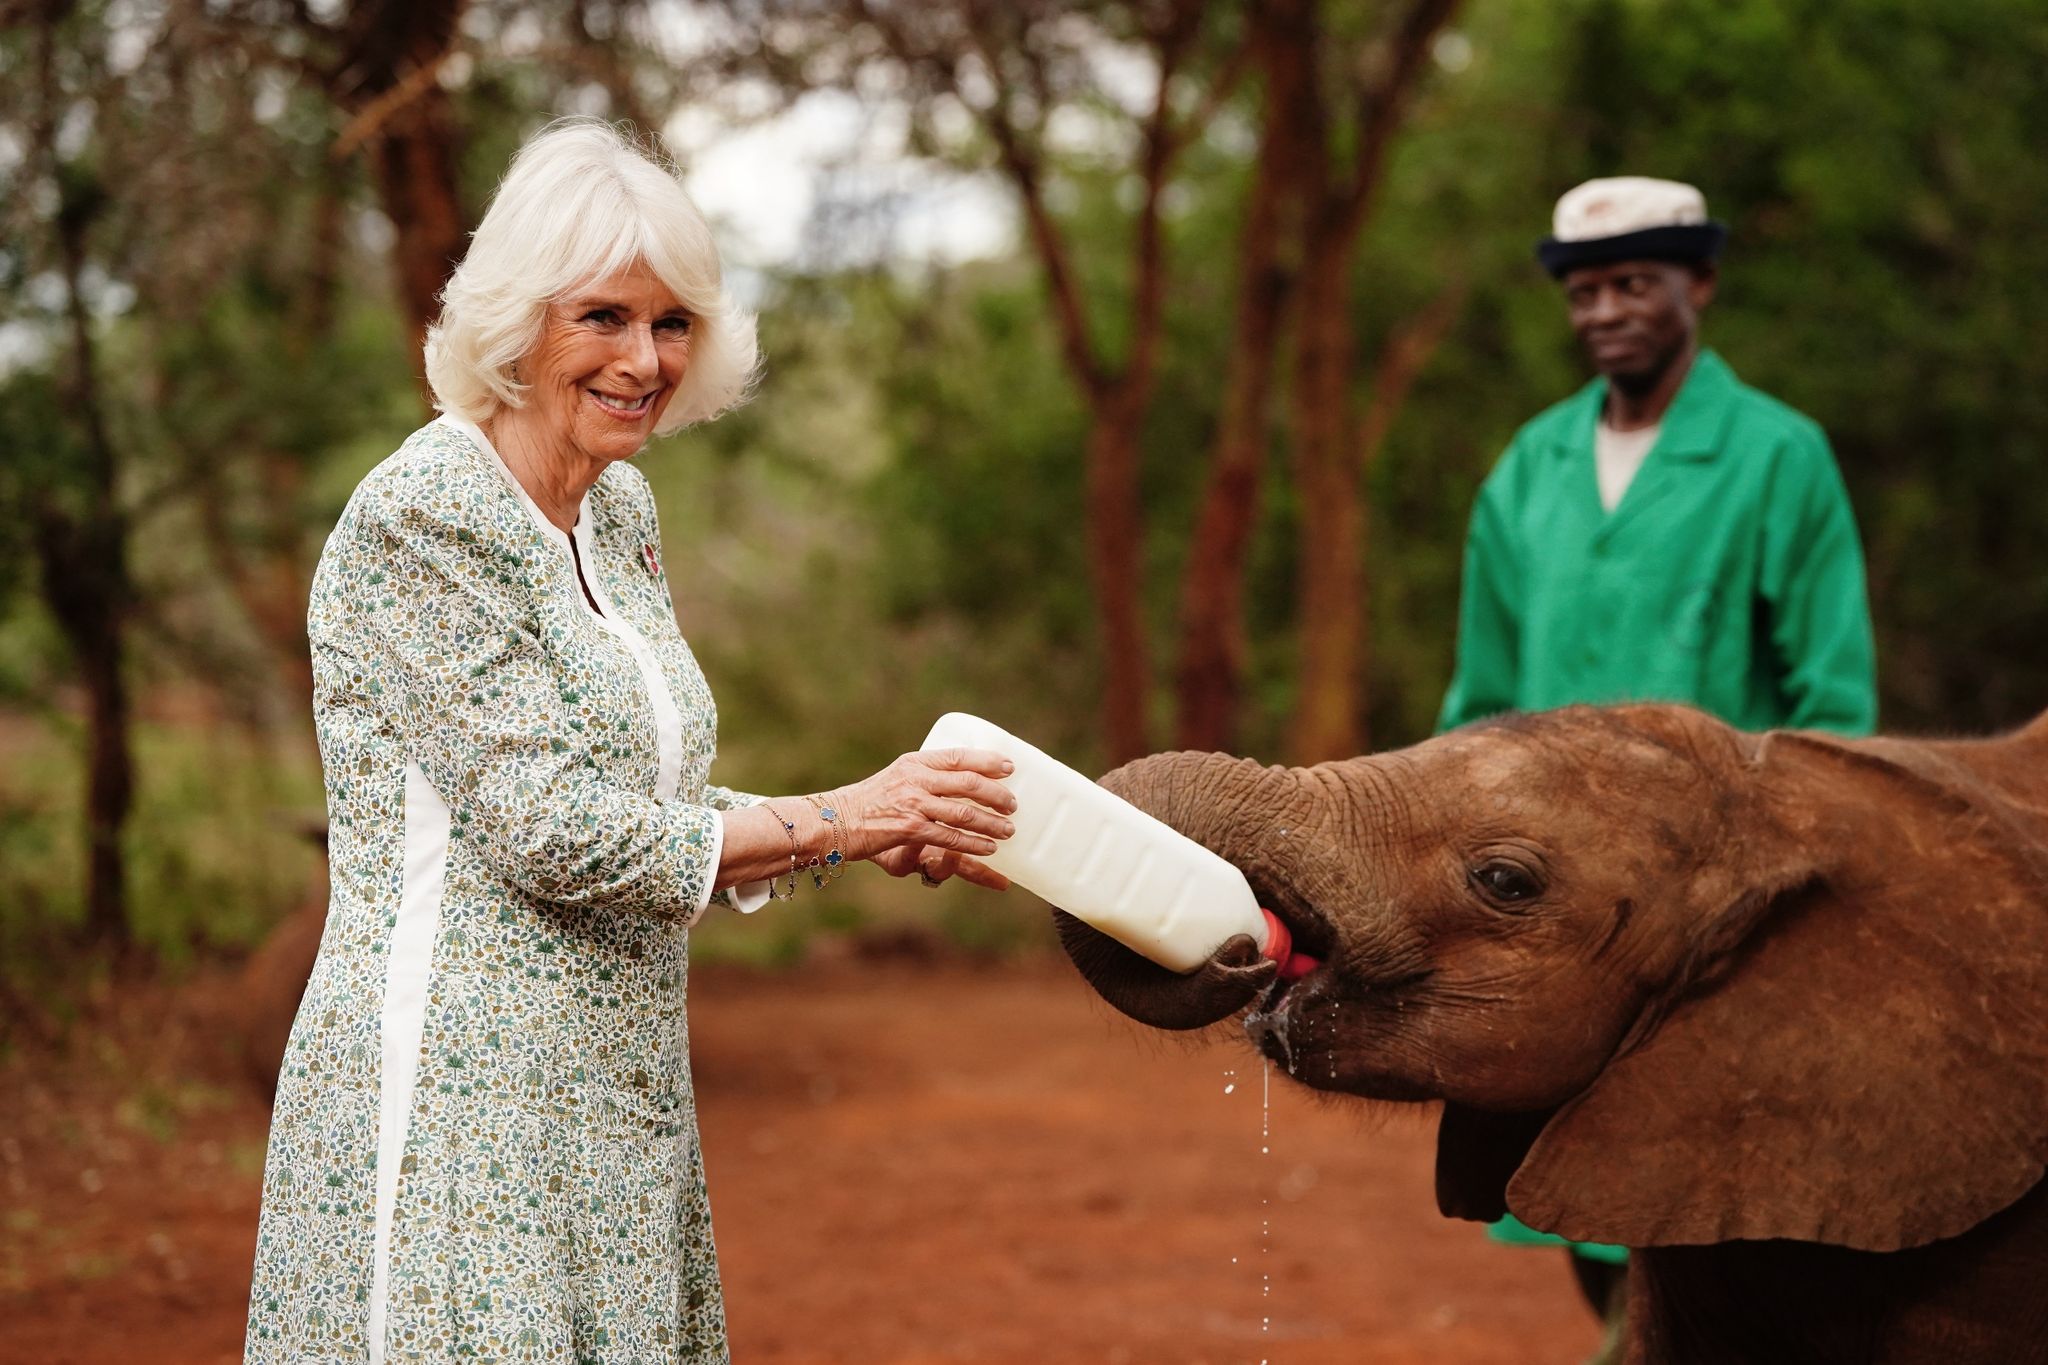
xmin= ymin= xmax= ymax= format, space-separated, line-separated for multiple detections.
xmin=717 ymin=794 xmax=850 ymax=899
xmin=803 ymin=791 xmax=847 ymax=887
xmin=757 ymin=799 xmax=803 ymax=900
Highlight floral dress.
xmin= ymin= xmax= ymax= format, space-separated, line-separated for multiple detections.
xmin=245 ymin=418 xmax=763 ymax=1364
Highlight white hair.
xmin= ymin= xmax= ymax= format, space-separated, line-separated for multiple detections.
xmin=424 ymin=118 xmax=758 ymax=433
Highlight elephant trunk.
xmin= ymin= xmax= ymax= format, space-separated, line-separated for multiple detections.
xmin=1097 ymin=750 xmax=1309 ymax=872
xmin=1055 ymin=751 xmax=1306 ymax=1031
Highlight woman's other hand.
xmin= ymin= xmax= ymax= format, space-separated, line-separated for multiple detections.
xmin=832 ymin=748 xmax=1017 ymax=872
xmin=871 ymin=845 xmax=1011 ymax=891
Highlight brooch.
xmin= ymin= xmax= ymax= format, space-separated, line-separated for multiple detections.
xmin=643 ymin=543 xmax=661 ymax=578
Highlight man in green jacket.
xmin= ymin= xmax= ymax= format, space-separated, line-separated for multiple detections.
xmin=1437 ymin=177 xmax=1878 ymax=1352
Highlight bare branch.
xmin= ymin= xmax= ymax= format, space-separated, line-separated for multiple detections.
xmin=951 ymin=0 xmax=1108 ymax=396
xmin=999 ymin=4 xmax=1058 ymax=138
xmin=192 ymin=10 xmax=335 ymax=91
xmin=1336 ymin=0 xmax=1463 ymax=241
xmin=331 ymin=49 xmax=451 ymax=160
xmin=1160 ymin=2 xmax=1252 ymax=158
xmin=1357 ymin=274 xmax=1468 ymax=468
xmin=846 ymin=0 xmax=965 ymax=99
xmin=1120 ymin=7 xmax=1187 ymax=401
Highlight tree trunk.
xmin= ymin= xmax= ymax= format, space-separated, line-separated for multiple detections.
xmin=1280 ymin=274 xmax=1465 ymax=766
xmin=1286 ymin=226 xmax=1367 ymax=764
xmin=327 ymin=0 xmax=470 ymax=403
xmin=1172 ymin=7 xmax=1312 ymax=753
xmin=1277 ymin=0 xmax=1462 ymax=764
xmin=77 ymin=613 xmax=134 ymax=946
xmin=1170 ymin=283 xmax=1282 ymax=752
xmin=44 ymin=178 xmax=134 ymax=947
xmin=371 ymin=92 xmax=466 ymax=366
xmin=297 ymin=159 xmax=349 ymax=344
xmin=367 ymin=84 xmax=467 ymax=400
xmin=1087 ymin=388 xmax=1154 ymax=765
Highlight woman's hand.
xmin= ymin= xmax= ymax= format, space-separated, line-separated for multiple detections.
xmin=829 ymin=747 xmax=1018 ymax=874
xmin=871 ymin=845 xmax=1011 ymax=891
xmin=713 ymin=749 xmax=1018 ymax=895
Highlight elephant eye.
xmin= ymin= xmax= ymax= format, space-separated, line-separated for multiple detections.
xmin=1471 ymin=860 xmax=1543 ymax=907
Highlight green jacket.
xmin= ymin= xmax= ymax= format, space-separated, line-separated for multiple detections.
xmin=1438 ymin=349 xmax=1877 ymax=737
xmin=1442 ymin=350 xmax=1877 ymax=1262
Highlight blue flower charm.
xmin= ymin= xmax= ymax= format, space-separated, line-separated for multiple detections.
xmin=805 ymin=797 xmax=846 ymax=888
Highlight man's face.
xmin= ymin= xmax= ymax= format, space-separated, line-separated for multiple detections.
xmin=1562 ymin=259 xmax=1715 ymax=386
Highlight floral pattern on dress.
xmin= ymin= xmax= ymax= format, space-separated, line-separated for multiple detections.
xmin=246 ymin=420 xmax=754 ymax=1363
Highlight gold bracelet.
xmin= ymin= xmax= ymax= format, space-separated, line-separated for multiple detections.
xmin=761 ymin=800 xmax=804 ymax=900
xmin=804 ymin=793 xmax=846 ymax=890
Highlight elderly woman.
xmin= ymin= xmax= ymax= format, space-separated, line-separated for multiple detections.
xmin=243 ymin=120 xmax=1015 ymax=1364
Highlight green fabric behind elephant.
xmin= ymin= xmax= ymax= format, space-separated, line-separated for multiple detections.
xmin=1489 ymin=1212 xmax=1628 ymax=1262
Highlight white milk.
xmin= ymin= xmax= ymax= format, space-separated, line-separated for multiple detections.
xmin=921 ymin=712 xmax=1285 ymax=973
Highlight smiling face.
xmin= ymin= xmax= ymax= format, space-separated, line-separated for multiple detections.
xmin=1236 ymin=711 xmax=1753 ymax=1111
xmin=1563 ymin=259 xmax=1714 ymax=391
xmin=519 ymin=262 xmax=693 ymax=468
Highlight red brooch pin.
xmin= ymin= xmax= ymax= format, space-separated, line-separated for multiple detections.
xmin=643 ymin=543 xmax=661 ymax=578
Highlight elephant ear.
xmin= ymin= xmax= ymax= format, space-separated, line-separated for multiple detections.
xmin=1505 ymin=727 xmax=2048 ymax=1253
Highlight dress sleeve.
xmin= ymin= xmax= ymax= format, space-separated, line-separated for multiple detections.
xmin=703 ymin=786 xmax=774 ymax=915
xmin=700 ymin=787 xmax=774 ymax=914
xmin=336 ymin=485 xmax=731 ymax=918
xmin=1437 ymin=457 xmax=1525 ymax=734
xmin=1760 ymin=431 xmax=1879 ymax=736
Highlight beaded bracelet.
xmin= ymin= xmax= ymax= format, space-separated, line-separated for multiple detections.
xmin=761 ymin=800 xmax=805 ymax=901
xmin=804 ymin=793 xmax=846 ymax=890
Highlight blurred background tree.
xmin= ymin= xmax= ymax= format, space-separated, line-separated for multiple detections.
xmin=0 ymin=0 xmax=706 ymax=958
xmin=2 ymin=0 xmax=2044 ymax=984
xmin=724 ymin=0 xmax=1467 ymax=763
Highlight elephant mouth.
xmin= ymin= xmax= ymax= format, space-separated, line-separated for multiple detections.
xmin=1240 ymin=883 xmax=1338 ymax=1069
xmin=1252 ymin=968 xmax=1307 ymax=1025
xmin=1245 ymin=964 xmax=1329 ymax=1076
xmin=1241 ymin=893 xmax=1437 ymax=1089
xmin=1244 ymin=874 xmax=1337 ymax=965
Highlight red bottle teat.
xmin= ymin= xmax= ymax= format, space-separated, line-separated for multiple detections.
xmin=1258 ymin=908 xmax=1322 ymax=981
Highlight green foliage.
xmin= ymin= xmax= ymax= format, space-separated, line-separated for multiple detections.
xmin=0 ymin=374 xmax=82 ymax=705
xmin=0 ymin=721 xmax=324 ymax=964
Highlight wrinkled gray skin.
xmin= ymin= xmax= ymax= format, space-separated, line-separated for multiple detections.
xmin=1057 ymin=705 xmax=2048 ymax=1365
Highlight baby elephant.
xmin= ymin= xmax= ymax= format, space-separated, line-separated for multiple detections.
xmin=1056 ymin=705 xmax=2048 ymax=1364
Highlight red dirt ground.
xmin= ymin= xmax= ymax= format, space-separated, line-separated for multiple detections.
xmin=1 ymin=956 xmax=1598 ymax=1364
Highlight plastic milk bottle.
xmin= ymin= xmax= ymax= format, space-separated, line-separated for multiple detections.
xmin=920 ymin=712 xmax=1299 ymax=975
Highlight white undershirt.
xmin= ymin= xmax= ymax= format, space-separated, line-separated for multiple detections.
xmin=1594 ymin=419 xmax=1661 ymax=513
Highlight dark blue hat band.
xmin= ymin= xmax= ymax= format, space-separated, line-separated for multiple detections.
xmin=1536 ymin=221 xmax=1727 ymax=277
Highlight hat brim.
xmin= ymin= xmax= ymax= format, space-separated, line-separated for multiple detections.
xmin=1536 ymin=222 xmax=1727 ymax=278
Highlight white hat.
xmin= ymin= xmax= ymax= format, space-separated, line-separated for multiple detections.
xmin=1536 ymin=176 xmax=1726 ymax=277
